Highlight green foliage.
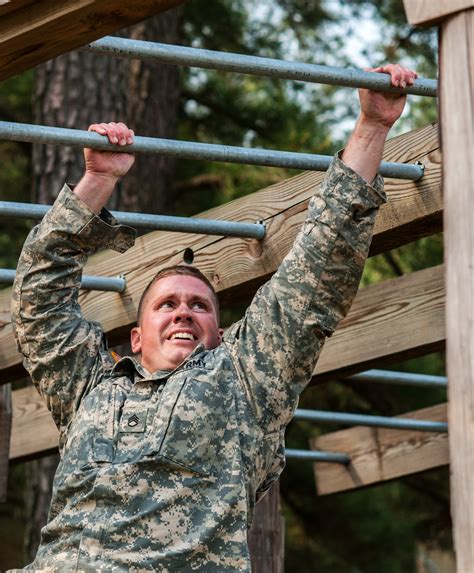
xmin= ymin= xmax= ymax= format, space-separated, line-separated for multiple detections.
xmin=0 ymin=70 xmax=34 ymax=271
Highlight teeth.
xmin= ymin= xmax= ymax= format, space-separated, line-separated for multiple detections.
xmin=171 ymin=332 xmax=195 ymax=341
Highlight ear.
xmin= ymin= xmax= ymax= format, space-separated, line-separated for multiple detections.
xmin=130 ymin=326 xmax=142 ymax=354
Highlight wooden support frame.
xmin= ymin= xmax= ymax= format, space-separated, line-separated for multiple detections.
xmin=404 ymin=0 xmax=474 ymax=26
xmin=440 ymin=8 xmax=474 ymax=571
xmin=10 ymin=386 xmax=58 ymax=462
xmin=313 ymin=264 xmax=445 ymax=381
xmin=403 ymin=3 xmax=474 ymax=569
xmin=0 ymin=0 xmax=184 ymax=81
xmin=0 ymin=123 xmax=442 ymax=382
xmin=0 ymin=384 xmax=12 ymax=501
xmin=311 ymin=403 xmax=448 ymax=495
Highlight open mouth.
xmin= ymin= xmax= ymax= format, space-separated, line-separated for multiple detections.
xmin=168 ymin=332 xmax=197 ymax=341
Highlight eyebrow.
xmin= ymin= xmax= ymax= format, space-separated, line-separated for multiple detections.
xmin=153 ymin=291 xmax=214 ymax=304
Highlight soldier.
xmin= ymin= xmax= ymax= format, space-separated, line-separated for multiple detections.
xmin=11 ymin=64 xmax=417 ymax=572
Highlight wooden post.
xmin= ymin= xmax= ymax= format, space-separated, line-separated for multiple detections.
xmin=441 ymin=10 xmax=474 ymax=571
xmin=404 ymin=2 xmax=474 ymax=570
xmin=0 ymin=384 xmax=12 ymax=502
xmin=248 ymin=482 xmax=284 ymax=573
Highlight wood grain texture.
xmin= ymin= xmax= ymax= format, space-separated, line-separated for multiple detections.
xmin=9 ymin=385 xmax=58 ymax=461
xmin=0 ymin=123 xmax=442 ymax=381
xmin=440 ymin=10 xmax=474 ymax=571
xmin=312 ymin=403 xmax=448 ymax=495
xmin=0 ymin=0 xmax=184 ymax=81
xmin=403 ymin=0 xmax=474 ymax=25
xmin=248 ymin=482 xmax=284 ymax=573
xmin=0 ymin=384 xmax=12 ymax=501
xmin=313 ymin=265 xmax=445 ymax=381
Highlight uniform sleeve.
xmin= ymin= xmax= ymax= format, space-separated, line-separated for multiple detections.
xmin=11 ymin=185 xmax=135 ymax=432
xmin=224 ymin=154 xmax=386 ymax=435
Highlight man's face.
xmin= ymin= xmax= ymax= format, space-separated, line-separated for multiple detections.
xmin=130 ymin=275 xmax=223 ymax=373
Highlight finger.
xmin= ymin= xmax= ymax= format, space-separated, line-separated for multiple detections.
xmin=405 ymin=70 xmax=418 ymax=86
xmin=100 ymin=122 xmax=119 ymax=145
xmin=366 ymin=64 xmax=401 ymax=87
xmin=397 ymin=65 xmax=415 ymax=88
xmin=371 ymin=64 xmax=403 ymax=87
xmin=393 ymin=64 xmax=414 ymax=89
xmin=88 ymin=123 xmax=107 ymax=135
xmin=387 ymin=64 xmax=404 ymax=87
xmin=116 ymin=122 xmax=133 ymax=146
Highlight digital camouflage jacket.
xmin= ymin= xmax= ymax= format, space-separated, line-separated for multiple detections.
xmin=11 ymin=155 xmax=385 ymax=572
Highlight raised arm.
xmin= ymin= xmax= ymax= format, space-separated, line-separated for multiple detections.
xmin=74 ymin=122 xmax=135 ymax=212
xmin=12 ymin=123 xmax=136 ymax=432
xmin=225 ymin=64 xmax=416 ymax=434
xmin=342 ymin=64 xmax=417 ymax=182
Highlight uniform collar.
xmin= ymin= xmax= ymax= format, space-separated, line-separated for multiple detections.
xmin=111 ymin=343 xmax=206 ymax=381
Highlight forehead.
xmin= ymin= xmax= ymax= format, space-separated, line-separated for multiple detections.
xmin=147 ymin=274 xmax=216 ymax=302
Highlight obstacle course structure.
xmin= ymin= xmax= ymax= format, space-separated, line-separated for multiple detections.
xmin=0 ymin=0 xmax=472 ymax=570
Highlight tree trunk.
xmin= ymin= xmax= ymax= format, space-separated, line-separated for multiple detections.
xmin=248 ymin=482 xmax=285 ymax=573
xmin=0 ymin=384 xmax=12 ymax=503
xmin=26 ymin=8 xmax=182 ymax=561
xmin=118 ymin=17 xmax=181 ymax=215
xmin=33 ymin=10 xmax=181 ymax=214
xmin=23 ymin=454 xmax=61 ymax=561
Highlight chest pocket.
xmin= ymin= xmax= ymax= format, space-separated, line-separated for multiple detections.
xmin=145 ymin=369 xmax=232 ymax=477
xmin=59 ymin=381 xmax=120 ymax=472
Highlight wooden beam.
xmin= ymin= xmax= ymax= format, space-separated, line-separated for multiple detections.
xmin=0 ymin=384 xmax=12 ymax=501
xmin=8 ymin=264 xmax=446 ymax=461
xmin=9 ymin=386 xmax=58 ymax=461
xmin=248 ymin=482 xmax=284 ymax=573
xmin=0 ymin=0 xmax=184 ymax=81
xmin=439 ymin=9 xmax=474 ymax=571
xmin=0 ymin=123 xmax=442 ymax=381
xmin=403 ymin=0 xmax=474 ymax=26
xmin=312 ymin=403 xmax=448 ymax=495
xmin=313 ymin=264 xmax=445 ymax=381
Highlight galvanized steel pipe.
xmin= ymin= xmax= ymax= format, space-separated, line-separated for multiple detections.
xmin=0 ymin=269 xmax=126 ymax=293
xmin=0 ymin=200 xmax=265 ymax=239
xmin=85 ymin=36 xmax=438 ymax=98
xmin=294 ymin=408 xmax=447 ymax=433
xmin=347 ymin=369 xmax=447 ymax=388
xmin=0 ymin=121 xmax=424 ymax=180
xmin=285 ymin=449 xmax=350 ymax=464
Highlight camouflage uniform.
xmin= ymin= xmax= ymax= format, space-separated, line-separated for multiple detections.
xmin=11 ymin=155 xmax=385 ymax=572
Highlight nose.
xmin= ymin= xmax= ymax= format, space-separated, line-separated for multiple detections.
xmin=172 ymin=303 xmax=192 ymax=323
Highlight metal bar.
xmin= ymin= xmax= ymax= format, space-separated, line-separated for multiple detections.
xmin=85 ymin=36 xmax=438 ymax=98
xmin=294 ymin=408 xmax=447 ymax=433
xmin=285 ymin=448 xmax=350 ymax=464
xmin=347 ymin=369 xmax=447 ymax=389
xmin=0 ymin=269 xmax=126 ymax=293
xmin=0 ymin=201 xmax=265 ymax=239
xmin=0 ymin=121 xmax=424 ymax=180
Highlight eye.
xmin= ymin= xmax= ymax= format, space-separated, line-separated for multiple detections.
xmin=191 ymin=301 xmax=207 ymax=311
xmin=158 ymin=300 xmax=174 ymax=310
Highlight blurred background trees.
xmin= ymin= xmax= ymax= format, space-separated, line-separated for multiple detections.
xmin=0 ymin=1 xmax=444 ymax=571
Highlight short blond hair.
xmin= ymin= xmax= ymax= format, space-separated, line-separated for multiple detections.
xmin=136 ymin=265 xmax=219 ymax=325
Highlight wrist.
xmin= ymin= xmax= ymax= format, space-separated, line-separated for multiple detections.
xmin=82 ymin=170 xmax=119 ymax=187
xmin=355 ymin=114 xmax=392 ymax=138
xmin=341 ymin=116 xmax=390 ymax=184
xmin=74 ymin=171 xmax=118 ymax=214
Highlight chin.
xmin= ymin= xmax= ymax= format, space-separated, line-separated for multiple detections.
xmin=172 ymin=349 xmax=194 ymax=366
